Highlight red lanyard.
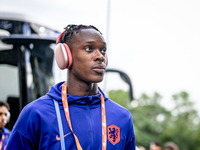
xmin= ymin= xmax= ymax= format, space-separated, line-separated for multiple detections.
xmin=0 ymin=134 xmax=5 ymax=150
xmin=62 ymin=82 xmax=107 ymax=150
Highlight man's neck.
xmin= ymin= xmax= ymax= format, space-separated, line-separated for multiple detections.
xmin=67 ymin=80 xmax=98 ymax=96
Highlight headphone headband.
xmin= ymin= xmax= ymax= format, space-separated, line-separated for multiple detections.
xmin=56 ymin=30 xmax=66 ymax=43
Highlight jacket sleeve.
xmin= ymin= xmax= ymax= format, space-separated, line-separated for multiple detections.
xmin=5 ymin=103 xmax=39 ymax=150
xmin=125 ymin=112 xmax=136 ymax=150
xmin=5 ymin=130 xmax=35 ymax=150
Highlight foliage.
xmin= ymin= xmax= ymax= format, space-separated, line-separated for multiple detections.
xmin=108 ymin=90 xmax=200 ymax=150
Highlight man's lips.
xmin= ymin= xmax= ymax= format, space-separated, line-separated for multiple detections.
xmin=0 ymin=122 xmax=5 ymax=126
xmin=92 ymin=64 xmax=106 ymax=73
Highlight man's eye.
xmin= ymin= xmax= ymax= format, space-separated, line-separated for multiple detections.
xmin=101 ymin=48 xmax=107 ymax=53
xmin=85 ymin=46 xmax=92 ymax=51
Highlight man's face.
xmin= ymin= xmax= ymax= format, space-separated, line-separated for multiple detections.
xmin=0 ymin=106 xmax=9 ymax=129
xmin=69 ymin=28 xmax=107 ymax=83
xmin=154 ymin=146 xmax=162 ymax=150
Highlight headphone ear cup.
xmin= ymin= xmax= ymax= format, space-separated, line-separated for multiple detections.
xmin=63 ymin=43 xmax=72 ymax=69
xmin=54 ymin=43 xmax=72 ymax=69
xmin=7 ymin=111 xmax=10 ymax=123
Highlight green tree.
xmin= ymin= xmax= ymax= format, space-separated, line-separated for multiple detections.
xmin=159 ymin=91 xmax=200 ymax=150
xmin=108 ymin=90 xmax=200 ymax=150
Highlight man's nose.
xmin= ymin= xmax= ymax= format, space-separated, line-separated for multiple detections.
xmin=94 ymin=50 xmax=105 ymax=61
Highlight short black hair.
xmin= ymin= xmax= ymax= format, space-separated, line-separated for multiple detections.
xmin=0 ymin=101 xmax=10 ymax=111
xmin=154 ymin=140 xmax=162 ymax=146
xmin=151 ymin=140 xmax=162 ymax=147
xmin=59 ymin=24 xmax=102 ymax=44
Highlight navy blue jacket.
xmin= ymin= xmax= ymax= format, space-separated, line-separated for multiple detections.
xmin=6 ymin=82 xmax=135 ymax=150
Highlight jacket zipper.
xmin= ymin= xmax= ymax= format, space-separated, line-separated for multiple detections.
xmin=87 ymin=102 xmax=94 ymax=149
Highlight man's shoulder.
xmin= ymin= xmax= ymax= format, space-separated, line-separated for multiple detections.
xmin=106 ymin=99 xmax=131 ymax=115
xmin=19 ymin=95 xmax=53 ymax=117
xmin=2 ymin=127 xmax=10 ymax=135
xmin=25 ymin=95 xmax=52 ymax=109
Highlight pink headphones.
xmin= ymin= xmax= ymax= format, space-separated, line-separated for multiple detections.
xmin=54 ymin=30 xmax=108 ymax=70
xmin=54 ymin=31 xmax=73 ymax=70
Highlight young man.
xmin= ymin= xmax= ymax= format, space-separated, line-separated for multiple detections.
xmin=6 ymin=24 xmax=136 ymax=149
xmin=0 ymin=101 xmax=10 ymax=150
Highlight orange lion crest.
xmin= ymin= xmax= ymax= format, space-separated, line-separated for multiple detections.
xmin=107 ymin=124 xmax=120 ymax=145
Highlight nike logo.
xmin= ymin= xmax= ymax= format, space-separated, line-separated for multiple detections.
xmin=56 ymin=132 xmax=72 ymax=140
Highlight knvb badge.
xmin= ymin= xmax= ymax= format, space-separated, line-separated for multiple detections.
xmin=107 ymin=124 xmax=120 ymax=145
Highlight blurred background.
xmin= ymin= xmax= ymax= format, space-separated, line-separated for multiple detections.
xmin=0 ymin=0 xmax=200 ymax=149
